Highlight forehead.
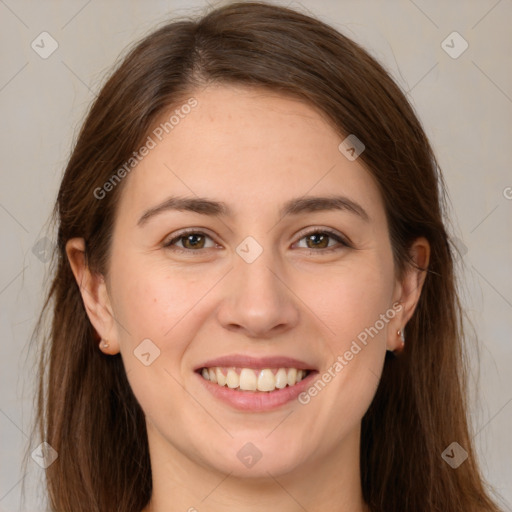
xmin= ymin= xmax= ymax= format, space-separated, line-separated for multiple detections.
xmin=115 ymin=84 xmax=385 ymax=225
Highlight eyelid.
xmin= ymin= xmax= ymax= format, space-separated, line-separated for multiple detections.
xmin=293 ymin=226 xmax=351 ymax=246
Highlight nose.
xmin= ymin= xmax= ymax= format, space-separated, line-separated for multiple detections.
xmin=216 ymin=245 xmax=300 ymax=339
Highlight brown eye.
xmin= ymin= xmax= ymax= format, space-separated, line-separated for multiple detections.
xmin=180 ymin=233 xmax=206 ymax=250
xmin=164 ymin=231 xmax=216 ymax=252
xmin=305 ymin=232 xmax=330 ymax=249
xmin=295 ymin=229 xmax=349 ymax=252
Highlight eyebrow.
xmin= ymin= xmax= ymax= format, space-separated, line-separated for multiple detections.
xmin=137 ymin=194 xmax=370 ymax=226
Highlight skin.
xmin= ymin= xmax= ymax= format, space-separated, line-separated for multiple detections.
xmin=67 ymin=84 xmax=429 ymax=512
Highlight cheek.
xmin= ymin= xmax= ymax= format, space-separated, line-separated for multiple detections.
xmin=297 ymin=257 xmax=394 ymax=431
xmin=110 ymin=255 xmax=208 ymax=344
xmin=108 ymin=258 xmax=205 ymax=420
xmin=310 ymin=256 xmax=395 ymax=348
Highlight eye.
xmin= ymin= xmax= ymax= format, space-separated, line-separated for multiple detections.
xmin=163 ymin=230 xmax=217 ymax=252
xmin=294 ymin=228 xmax=350 ymax=253
xmin=163 ymin=227 xmax=350 ymax=255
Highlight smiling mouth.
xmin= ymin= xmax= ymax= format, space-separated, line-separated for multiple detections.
xmin=197 ymin=366 xmax=313 ymax=392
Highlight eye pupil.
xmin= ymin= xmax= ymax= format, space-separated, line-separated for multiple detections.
xmin=183 ymin=234 xmax=205 ymax=249
xmin=307 ymin=233 xmax=329 ymax=249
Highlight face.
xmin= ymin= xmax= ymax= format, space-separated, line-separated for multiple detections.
xmin=69 ymin=84 xmax=426 ymax=482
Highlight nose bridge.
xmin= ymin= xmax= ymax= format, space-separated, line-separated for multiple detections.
xmin=237 ymin=238 xmax=281 ymax=295
xmin=235 ymin=235 xmax=286 ymax=307
xmin=216 ymin=234 xmax=299 ymax=337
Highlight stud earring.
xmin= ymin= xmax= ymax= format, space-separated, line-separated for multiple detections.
xmin=100 ymin=339 xmax=109 ymax=349
xmin=393 ymin=329 xmax=405 ymax=354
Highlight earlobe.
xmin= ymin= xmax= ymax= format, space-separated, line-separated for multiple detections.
xmin=388 ymin=237 xmax=430 ymax=352
xmin=65 ymin=238 xmax=119 ymax=354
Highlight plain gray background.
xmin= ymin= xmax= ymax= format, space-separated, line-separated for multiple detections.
xmin=0 ymin=0 xmax=511 ymax=510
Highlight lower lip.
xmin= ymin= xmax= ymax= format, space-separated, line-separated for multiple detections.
xmin=195 ymin=370 xmax=319 ymax=412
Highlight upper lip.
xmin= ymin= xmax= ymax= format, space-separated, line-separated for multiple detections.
xmin=195 ymin=354 xmax=317 ymax=371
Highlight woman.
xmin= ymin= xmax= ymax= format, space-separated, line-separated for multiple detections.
xmin=30 ymin=1 xmax=506 ymax=511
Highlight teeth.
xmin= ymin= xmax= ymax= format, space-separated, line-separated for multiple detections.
xmin=200 ymin=367 xmax=310 ymax=391
xmin=226 ymin=368 xmax=239 ymax=389
xmin=257 ymin=369 xmax=275 ymax=391
xmin=216 ymin=367 xmax=226 ymax=386
xmin=275 ymin=368 xmax=288 ymax=389
xmin=287 ymin=368 xmax=297 ymax=386
xmin=239 ymin=368 xmax=257 ymax=391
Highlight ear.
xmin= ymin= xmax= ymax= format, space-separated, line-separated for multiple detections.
xmin=387 ymin=236 xmax=430 ymax=351
xmin=65 ymin=238 xmax=120 ymax=354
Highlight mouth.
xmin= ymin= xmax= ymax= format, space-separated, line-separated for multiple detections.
xmin=193 ymin=354 xmax=318 ymax=411
xmin=196 ymin=366 xmax=313 ymax=392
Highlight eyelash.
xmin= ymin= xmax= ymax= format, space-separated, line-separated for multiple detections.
xmin=163 ymin=228 xmax=351 ymax=255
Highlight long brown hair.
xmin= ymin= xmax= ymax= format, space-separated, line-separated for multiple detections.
xmin=27 ymin=2 xmax=506 ymax=511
